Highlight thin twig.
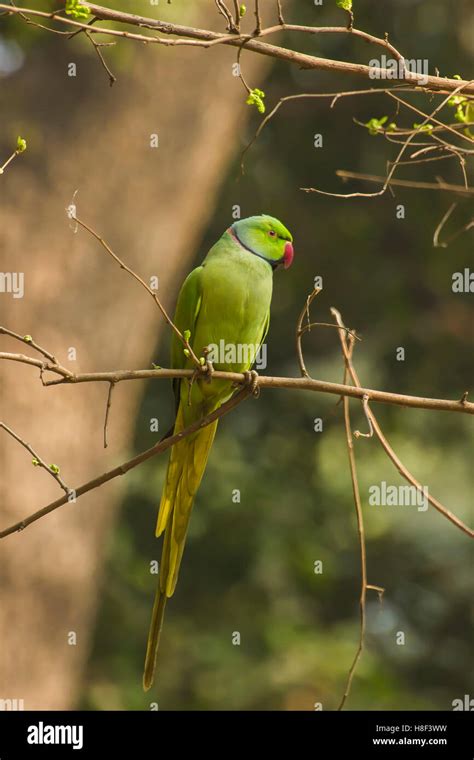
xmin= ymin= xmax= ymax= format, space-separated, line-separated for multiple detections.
xmin=0 ymin=326 xmax=59 ymax=364
xmin=276 ymin=0 xmax=284 ymax=25
xmin=215 ymin=0 xmax=237 ymax=32
xmin=333 ymin=171 xmax=474 ymax=196
xmin=433 ymin=203 xmax=457 ymax=247
xmin=295 ymin=287 xmax=321 ymax=377
xmin=85 ymin=29 xmax=116 ymax=86
xmin=232 ymin=0 xmax=240 ymax=31
xmin=433 ymin=204 xmax=473 ymax=247
xmin=1 ymin=422 xmax=72 ymax=495
xmin=103 ymin=381 xmax=116 ymax=448
xmin=353 ymin=394 xmax=374 ymax=439
xmin=299 ymin=321 xmax=361 ymax=340
xmin=0 ymin=142 xmax=27 ymax=175
xmin=71 ymin=214 xmax=202 ymax=367
xmin=386 ymin=91 xmax=474 ymax=146
xmin=254 ymin=0 xmax=261 ymax=35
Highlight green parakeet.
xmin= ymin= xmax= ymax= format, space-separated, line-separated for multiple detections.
xmin=143 ymin=214 xmax=294 ymax=690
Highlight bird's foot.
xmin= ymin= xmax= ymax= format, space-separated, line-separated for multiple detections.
xmin=242 ymin=369 xmax=260 ymax=398
xmin=204 ymin=359 xmax=215 ymax=384
xmin=198 ymin=347 xmax=215 ymax=384
xmin=199 ymin=347 xmax=215 ymax=384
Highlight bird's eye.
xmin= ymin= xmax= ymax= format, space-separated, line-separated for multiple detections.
xmin=268 ymin=230 xmax=276 ymax=237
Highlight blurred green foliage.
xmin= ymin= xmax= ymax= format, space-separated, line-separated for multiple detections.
xmin=7 ymin=0 xmax=466 ymax=710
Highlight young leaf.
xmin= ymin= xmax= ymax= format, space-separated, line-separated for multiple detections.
xmin=336 ymin=0 xmax=353 ymax=10
xmin=364 ymin=116 xmax=388 ymax=135
xmin=246 ymin=88 xmax=266 ymax=114
xmin=413 ymin=122 xmax=434 ymax=135
xmin=65 ymin=0 xmax=90 ymax=20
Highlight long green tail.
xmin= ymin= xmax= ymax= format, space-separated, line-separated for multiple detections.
xmin=143 ymin=407 xmax=218 ymax=691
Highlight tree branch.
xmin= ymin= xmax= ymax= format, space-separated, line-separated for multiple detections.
xmin=1 ymin=349 xmax=472 ymax=415
xmin=334 ymin=171 xmax=474 ymax=195
xmin=1 ymin=422 xmax=72 ymax=496
xmin=1 ymin=3 xmax=473 ymax=94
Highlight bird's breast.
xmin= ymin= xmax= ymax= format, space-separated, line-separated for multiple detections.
xmin=192 ymin=254 xmax=272 ymax=374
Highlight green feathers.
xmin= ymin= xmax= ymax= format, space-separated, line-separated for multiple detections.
xmin=143 ymin=215 xmax=294 ymax=690
xmin=230 ymin=214 xmax=293 ymax=268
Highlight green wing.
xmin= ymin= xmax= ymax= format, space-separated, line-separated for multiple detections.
xmin=170 ymin=266 xmax=203 ymax=409
xmin=256 ymin=310 xmax=270 ymax=366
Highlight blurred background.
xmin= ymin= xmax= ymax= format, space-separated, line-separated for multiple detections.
xmin=0 ymin=0 xmax=472 ymax=710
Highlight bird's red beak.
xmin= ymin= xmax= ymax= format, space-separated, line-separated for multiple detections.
xmin=283 ymin=241 xmax=294 ymax=269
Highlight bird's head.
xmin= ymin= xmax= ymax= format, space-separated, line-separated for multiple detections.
xmin=229 ymin=214 xmax=294 ymax=270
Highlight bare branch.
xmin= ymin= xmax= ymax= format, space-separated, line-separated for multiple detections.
xmin=103 ymin=381 xmax=116 ymax=449
xmin=215 ymin=0 xmax=237 ymax=33
xmin=254 ymin=0 xmax=261 ymax=35
xmin=276 ymin=0 xmax=284 ymax=25
xmin=353 ymin=395 xmax=374 ymax=439
xmin=1 ymin=348 xmax=472 ymax=415
xmin=0 ymin=140 xmax=27 ymax=175
xmin=1 ymin=4 xmax=472 ymax=94
xmin=295 ymin=287 xmax=322 ymax=377
xmin=433 ymin=204 xmax=474 ymax=247
xmin=85 ymin=30 xmax=116 ymax=86
xmin=71 ymin=214 xmax=202 ymax=368
xmin=1 ymin=422 xmax=72 ymax=496
xmin=333 ymin=171 xmax=474 ymax=195
xmin=386 ymin=91 xmax=474 ymax=147
xmin=232 ymin=0 xmax=241 ymax=31
xmin=0 ymin=326 xmax=59 ymax=363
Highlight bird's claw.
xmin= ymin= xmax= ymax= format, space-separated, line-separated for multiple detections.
xmin=200 ymin=347 xmax=214 ymax=384
xmin=204 ymin=359 xmax=214 ymax=384
xmin=242 ymin=369 xmax=260 ymax=398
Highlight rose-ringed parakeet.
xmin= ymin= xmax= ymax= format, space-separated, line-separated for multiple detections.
xmin=143 ymin=214 xmax=294 ymax=690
